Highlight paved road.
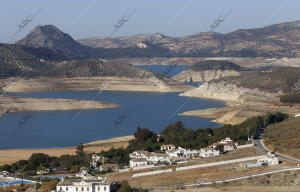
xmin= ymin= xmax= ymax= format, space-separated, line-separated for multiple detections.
xmin=253 ymin=127 xmax=300 ymax=163
xmin=254 ymin=138 xmax=300 ymax=163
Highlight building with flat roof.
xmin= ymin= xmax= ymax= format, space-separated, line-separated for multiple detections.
xmin=129 ymin=158 xmax=148 ymax=168
xmin=56 ymin=179 xmax=112 ymax=192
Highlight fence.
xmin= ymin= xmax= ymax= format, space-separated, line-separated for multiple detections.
xmin=176 ymin=155 xmax=265 ymax=171
xmin=132 ymin=169 xmax=172 ymax=178
xmin=237 ymin=143 xmax=254 ymax=149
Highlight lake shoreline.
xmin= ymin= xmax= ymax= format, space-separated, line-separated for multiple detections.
xmin=0 ymin=136 xmax=133 ymax=165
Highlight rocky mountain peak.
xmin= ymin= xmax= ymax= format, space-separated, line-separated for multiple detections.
xmin=16 ymin=25 xmax=77 ymax=49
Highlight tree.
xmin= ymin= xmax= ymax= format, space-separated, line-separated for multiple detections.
xmin=216 ymin=144 xmax=224 ymax=154
xmin=76 ymin=143 xmax=85 ymax=156
xmin=134 ymin=127 xmax=157 ymax=145
xmin=117 ymin=181 xmax=132 ymax=192
xmin=1 ymin=164 xmax=12 ymax=172
xmin=161 ymin=121 xmax=185 ymax=136
xmin=28 ymin=153 xmax=50 ymax=168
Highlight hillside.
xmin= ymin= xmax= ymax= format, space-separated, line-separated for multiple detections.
xmin=188 ymin=60 xmax=243 ymax=71
xmin=264 ymin=117 xmax=300 ymax=159
xmin=179 ymin=67 xmax=300 ymax=125
xmin=280 ymin=90 xmax=300 ymax=103
xmin=16 ymin=25 xmax=172 ymax=59
xmin=79 ymin=20 xmax=300 ymax=58
xmin=213 ymin=67 xmax=300 ymax=93
xmin=173 ymin=60 xmax=243 ymax=82
xmin=0 ymin=43 xmax=78 ymax=78
xmin=0 ymin=43 xmax=165 ymax=79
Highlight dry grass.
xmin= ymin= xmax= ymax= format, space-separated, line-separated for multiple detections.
xmin=106 ymin=148 xmax=294 ymax=189
xmin=264 ymin=118 xmax=300 ymax=159
xmin=0 ymin=136 xmax=132 ymax=165
xmin=157 ymin=186 xmax=300 ymax=192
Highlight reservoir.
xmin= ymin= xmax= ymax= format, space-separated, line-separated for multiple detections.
xmin=0 ymin=91 xmax=225 ymax=149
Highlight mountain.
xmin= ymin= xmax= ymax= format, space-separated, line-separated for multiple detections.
xmin=0 ymin=43 xmax=78 ymax=78
xmin=79 ymin=20 xmax=300 ymax=58
xmin=78 ymin=33 xmax=177 ymax=49
xmin=16 ymin=25 xmax=172 ymax=59
xmin=16 ymin=25 xmax=100 ymax=59
xmin=0 ymin=43 xmax=165 ymax=78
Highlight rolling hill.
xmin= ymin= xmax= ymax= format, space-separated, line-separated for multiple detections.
xmin=16 ymin=25 xmax=172 ymax=59
xmin=264 ymin=117 xmax=300 ymax=159
xmin=173 ymin=60 xmax=244 ymax=82
xmin=79 ymin=20 xmax=300 ymax=58
xmin=0 ymin=43 xmax=164 ymax=79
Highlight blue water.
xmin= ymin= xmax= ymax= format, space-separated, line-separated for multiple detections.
xmin=0 ymin=91 xmax=225 ymax=149
xmin=0 ymin=180 xmax=34 ymax=187
xmin=135 ymin=65 xmax=188 ymax=77
xmin=41 ymin=176 xmax=66 ymax=180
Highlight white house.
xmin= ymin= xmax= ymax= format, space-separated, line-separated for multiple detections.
xmin=257 ymin=156 xmax=279 ymax=166
xmin=147 ymin=152 xmax=170 ymax=164
xmin=129 ymin=151 xmax=149 ymax=159
xmin=209 ymin=137 xmax=235 ymax=152
xmin=223 ymin=143 xmax=235 ymax=152
xmin=90 ymin=154 xmax=105 ymax=168
xmin=200 ymin=148 xmax=220 ymax=158
xmin=56 ymin=179 xmax=111 ymax=192
xmin=183 ymin=149 xmax=199 ymax=158
xmin=160 ymin=144 xmax=176 ymax=151
xmin=129 ymin=158 xmax=148 ymax=168
xmin=165 ymin=147 xmax=186 ymax=158
xmin=99 ymin=164 xmax=119 ymax=172
xmin=219 ymin=137 xmax=233 ymax=144
xmin=76 ymin=167 xmax=95 ymax=180
xmin=0 ymin=171 xmax=9 ymax=177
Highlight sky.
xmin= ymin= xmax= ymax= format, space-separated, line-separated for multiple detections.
xmin=0 ymin=0 xmax=299 ymax=43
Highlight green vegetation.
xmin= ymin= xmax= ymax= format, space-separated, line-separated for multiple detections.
xmin=0 ymin=43 xmax=150 ymax=78
xmin=0 ymin=112 xmax=288 ymax=175
xmin=189 ymin=60 xmax=243 ymax=71
xmin=100 ymin=112 xmax=288 ymax=165
xmin=0 ymin=146 xmax=91 ymax=176
xmin=113 ymin=181 xmax=148 ymax=192
xmin=280 ymin=90 xmax=300 ymax=103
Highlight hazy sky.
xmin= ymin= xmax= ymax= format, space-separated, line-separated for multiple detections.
xmin=1 ymin=0 xmax=299 ymax=43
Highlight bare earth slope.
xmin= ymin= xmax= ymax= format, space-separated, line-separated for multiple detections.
xmin=172 ymin=60 xmax=243 ymax=83
xmin=180 ymin=68 xmax=300 ymax=125
xmin=264 ymin=118 xmax=300 ymax=159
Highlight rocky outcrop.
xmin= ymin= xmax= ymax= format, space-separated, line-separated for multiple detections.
xmin=179 ymin=82 xmax=291 ymax=125
xmin=172 ymin=69 xmax=240 ymax=83
xmin=172 ymin=60 xmax=242 ymax=82
xmin=180 ymin=82 xmax=281 ymax=103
